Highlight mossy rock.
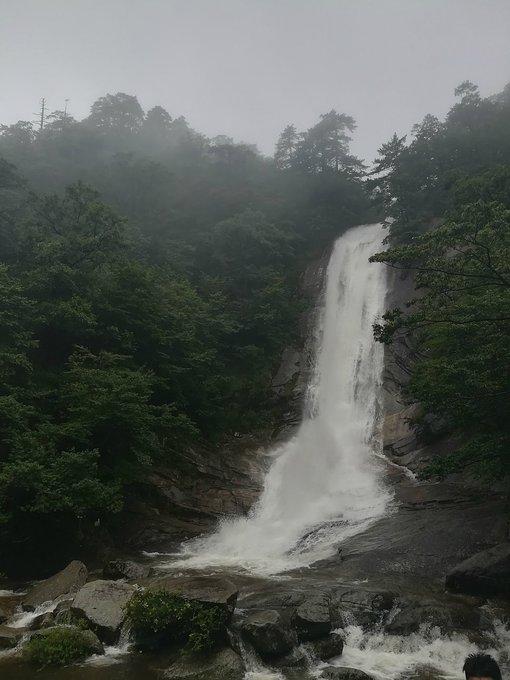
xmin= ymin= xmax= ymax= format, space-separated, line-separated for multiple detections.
xmin=126 ymin=589 xmax=229 ymax=653
xmin=24 ymin=625 xmax=103 ymax=667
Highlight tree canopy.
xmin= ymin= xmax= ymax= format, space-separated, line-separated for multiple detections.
xmin=371 ymin=84 xmax=510 ymax=480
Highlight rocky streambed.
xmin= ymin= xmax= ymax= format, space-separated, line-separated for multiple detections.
xmin=1 ymin=455 xmax=509 ymax=680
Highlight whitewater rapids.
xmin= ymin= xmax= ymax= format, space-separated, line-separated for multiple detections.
xmin=171 ymin=223 xmax=391 ymax=576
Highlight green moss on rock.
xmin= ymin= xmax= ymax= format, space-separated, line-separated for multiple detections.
xmin=23 ymin=625 xmax=103 ymax=667
xmin=126 ymin=589 xmax=228 ymax=653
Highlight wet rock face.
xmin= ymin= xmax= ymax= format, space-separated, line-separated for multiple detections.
xmin=28 ymin=610 xmax=55 ymax=630
xmin=159 ymin=647 xmax=245 ymax=680
xmin=330 ymin=589 xmax=396 ymax=630
xmin=151 ymin=576 xmax=239 ymax=618
xmin=0 ymin=624 xmax=27 ymax=648
xmin=322 ymin=666 xmax=375 ymax=680
xmin=446 ymin=543 xmax=510 ymax=598
xmin=382 ymin=404 xmax=421 ymax=458
xmin=239 ymin=609 xmax=295 ymax=660
xmin=103 ymin=559 xmax=151 ymax=581
xmin=384 ymin=597 xmax=490 ymax=636
xmin=0 ymin=595 xmax=19 ymax=623
xmin=292 ymin=594 xmax=332 ymax=641
xmin=71 ymin=579 xmax=135 ymax=643
xmin=22 ymin=560 xmax=88 ymax=611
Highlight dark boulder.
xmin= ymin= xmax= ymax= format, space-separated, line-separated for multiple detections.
xmin=158 ymin=648 xmax=245 ymax=680
xmin=52 ymin=598 xmax=81 ymax=626
xmin=385 ymin=600 xmax=488 ymax=636
xmin=53 ymin=608 xmax=84 ymax=627
xmin=331 ymin=589 xmax=396 ymax=630
xmin=0 ymin=595 xmax=19 ymax=624
xmin=292 ymin=594 xmax=331 ymax=641
xmin=28 ymin=611 xmax=55 ymax=630
xmin=103 ymin=559 xmax=151 ymax=581
xmin=446 ymin=543 xmax=510 ymax=598
xmin=71 ymin=579 xmax=135 ymax=643
xmin=322 ymin=666 xmax=375 ymax=680
xmin=308 ymin=632 xmax=344 ymax=661
xmin=240 ymin=609 xmax=295 ymax=660
xmin=22 ymin=561 xmax=88 ymax=611
xmin=276 ymin=647 xmax=309 ymax=669
xmin=0 ymin=625 xmax=27 ymax=649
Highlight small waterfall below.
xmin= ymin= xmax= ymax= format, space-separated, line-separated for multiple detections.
xmin=171 ymin=223 xmax=391 ymax=576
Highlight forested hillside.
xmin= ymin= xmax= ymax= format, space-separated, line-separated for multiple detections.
xmin=371 ymin=81 xmax=510 ymax=479
xmin=1 ymin=81 xmax=509 ymax=574
xmin=0 ymin=95 xmax=373 ymax=570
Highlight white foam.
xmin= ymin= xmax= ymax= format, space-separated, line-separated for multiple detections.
xmin=8 ymin=599 xmax=57 ymax=628
xmin=323 ymin=622 xmax=510 ymax=679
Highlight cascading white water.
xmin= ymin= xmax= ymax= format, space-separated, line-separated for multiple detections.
xmin=172 ymin=223 xmax=391 ymax=575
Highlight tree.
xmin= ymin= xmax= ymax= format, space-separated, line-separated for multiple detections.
xmin=211 ymin=135 xmax=234 ymax=147
xmin=293 ymin=111 xmax=362 ymax=175
xmin=274 ymin=124 xmax=298 ymax=169
xmin=0 ymin=158 xmax=26 ymax=260
xmin=371 ymin=190 xmax=510 ymax=478
xmin=0 ymin=121 xmax=35 ymax=157
xmin=87 ymin=92 xmax=144 ymax=134
xmin=139 ymin=106 xmax=173 ymax=151
xmin=454 ymin=80 xmax=481 ymax=104
xmin=144 ymin=105 xmax=172 ymax=133
xmin=369 ymin=81 xmax=510 ymax=240
xmin=368 ymin=133 xmax=407 ymax=217
xmin=43 ymin=110 xmax=77 ymax=135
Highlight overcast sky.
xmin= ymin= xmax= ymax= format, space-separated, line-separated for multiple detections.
xmin=1 ymin=0 xmax=509 ymax=162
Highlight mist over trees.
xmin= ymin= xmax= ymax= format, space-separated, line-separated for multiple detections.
xmin=0 ymin=93 xmax=371 ymax=571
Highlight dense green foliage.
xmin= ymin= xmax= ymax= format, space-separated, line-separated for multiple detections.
xmin=371 ymin=83 xmax=510 ymax=479
xmin=23 ymin=627 xmax=98 ymax=667
xmin=0 ymin=93 xmax=372 ymax=573
xmin=370 ymin=81 xmax=510 ymax=241
xmin=126 ymin=589 xmax=228 ymax=653
xmin=274 ymin=111 xmax=363 ymax=175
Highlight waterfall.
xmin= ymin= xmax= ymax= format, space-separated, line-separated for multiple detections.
xmin=173 ymin=223 xmax=391 ymax=576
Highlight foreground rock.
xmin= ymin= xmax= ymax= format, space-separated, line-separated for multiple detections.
xmin=159 ymin=648 xmax=245 ymax=680
xmin=292 ymin=595 xmax=331 ymax=641
xmin=0 ymin=624 xmax=27 ymax=649
xmin=71 ymin=579 xmax=135 ymax=642
xmin=103 ymin=559 xmax=151 ymax=581
xmin=240 ymin=609 xmax=295 ymax=660
xmin=322 ymin=667 xmax=375 ymax=680
xmin=446 ymin=543 xmax=510 ymax=598
xmin=0 ymin=595 xmax=19 ymax=624
xmin=330 ymin=589 xmax=396 ymax=630
xmin=151 ymin=576 xmax=238 ymax=617
xmin=28 ymin=611 xmax=55 ymax=630
xmin=29 ymin=625 xmax=104 ymax=656
xmin=308 ymin=632 xmax=344 ymax=661
xmin=385 ymin=598 xmax=488 ymax=636
xmin=22 ymin=560 xmax=88 ymax=611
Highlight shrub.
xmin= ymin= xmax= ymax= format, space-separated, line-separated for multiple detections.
xmin=23 ymin=627 xmax=97 ymax=667
xmin=126 ymin=589 xmax=228 ymax=653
